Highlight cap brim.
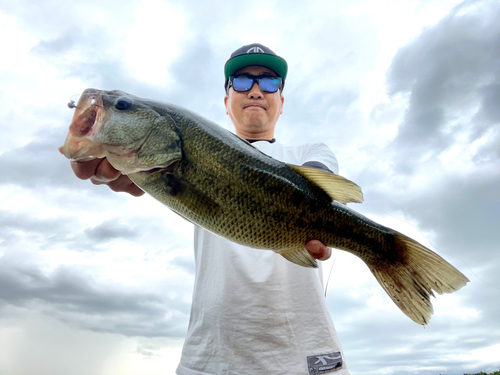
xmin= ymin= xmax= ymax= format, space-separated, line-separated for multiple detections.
xmin=224 ymin=54 xmax=288 ymax=81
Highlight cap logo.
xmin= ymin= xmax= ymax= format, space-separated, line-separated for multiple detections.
xmin=247 ymin=46 xmax=264 ymax=53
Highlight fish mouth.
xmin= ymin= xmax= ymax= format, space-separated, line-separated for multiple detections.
xmin=61 ymin=90 xmax=108 ymax=161
xmin=61 ymin=89 xmax=176 ymax=175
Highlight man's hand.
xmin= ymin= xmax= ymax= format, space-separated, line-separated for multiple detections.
xmin=305 ymin=240 xmax=332 ymax=261
xmin=70 ymin=158 xmax=145 ymax=197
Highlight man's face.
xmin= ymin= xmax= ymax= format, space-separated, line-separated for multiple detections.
xmin=224 ymin=65 xmax=284 ymax=139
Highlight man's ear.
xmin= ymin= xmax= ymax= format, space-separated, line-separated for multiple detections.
xmin=224 ymin=95 xmax=229 ymax=115
xmin=280 ymin=95 xmax=284 ymax=115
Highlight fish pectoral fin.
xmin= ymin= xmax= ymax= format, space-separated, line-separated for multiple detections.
xmin=274 ymin=248 xmax=318 ymax=268
xmin=174 ymin=178 xmax=220 ymax=217
xmin=286 ymin=164 xmax=363 ymax=204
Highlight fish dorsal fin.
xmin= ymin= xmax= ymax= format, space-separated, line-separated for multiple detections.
xmin=287 ymin=164 xmax=363 ymax=204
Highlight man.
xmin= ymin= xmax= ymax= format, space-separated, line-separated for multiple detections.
xmin=70 ymin=44 xmax=349 ymax=374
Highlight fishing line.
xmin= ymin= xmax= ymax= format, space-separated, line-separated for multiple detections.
xmin=324 ymin=257 xmax=336 ymax=297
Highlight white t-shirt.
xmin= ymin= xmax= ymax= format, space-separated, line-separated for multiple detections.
xmin=176 ymin=141 xmax=350 ymax=375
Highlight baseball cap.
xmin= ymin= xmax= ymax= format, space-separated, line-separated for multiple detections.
xmin=224 ymin=43 xmax=288 ymax=86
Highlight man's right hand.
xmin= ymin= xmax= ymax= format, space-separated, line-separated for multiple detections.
xmin=70 ymin=158 xmax=145 ymax=197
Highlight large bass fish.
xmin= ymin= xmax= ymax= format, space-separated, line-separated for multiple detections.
xmin=61 ymin=88 xmax=469 ymax=325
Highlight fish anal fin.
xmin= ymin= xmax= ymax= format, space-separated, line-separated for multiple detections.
xmin=274 ymin=248 xmax=318 ymax=268
xmin=287 ymin=164 xmax=363 ymax=204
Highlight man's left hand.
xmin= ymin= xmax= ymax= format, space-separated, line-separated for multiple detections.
xmin=306 ymin=240 xmax=332 ymax=261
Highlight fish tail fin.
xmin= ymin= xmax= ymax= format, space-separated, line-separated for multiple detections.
xmin=274 ymin=248 xmax=318 ymax=268
xmin=367 ymin=233 xmax=469 ymax=325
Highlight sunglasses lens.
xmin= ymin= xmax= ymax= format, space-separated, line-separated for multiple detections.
xmin=230 ymin=75 xmax=282 ymax=93
xmin=232 ymin=76 xmax=254 ymax=92
xmin=259 ymin=77 xmax=281 ymax=93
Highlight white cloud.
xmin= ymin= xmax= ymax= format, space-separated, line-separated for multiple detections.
xmin=124 ymin=0 xmax=186 ymax=84
xmin=0 ymin=312 xmax=183 ymax=375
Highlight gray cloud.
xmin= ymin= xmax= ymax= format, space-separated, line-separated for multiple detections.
xmin=0 ymin=127 xmax=76 ymax=188
xmin=84 ymin=219 xmax=140 ymax=241
xmin=166 ymin=37 xmax=228 ymax=120
xmin=386 ymin=0 xmax=500 ymax=166
xmin=31 ymin=28 xmax=84 ymax=56
xmin=402 ymin=173 xmax=500 ymax=257
xmin=136 ymin=345 xmax=161 ymax=359
xmin=0 ymin=260 xmax=190 ymax=338
xmin=0 ymin=208 xmax=105 ymax=253
xmin=337 ymin=4 xmax=500 ymax=372
xmin=366 ymin=0 xmax=500 ymax=266
xmin=328 ymin=282 xmax=500 ymax=375
xmin=0 ymin=210 xmax=64 ymax=234
xmin=280 ymin=87 xmax=360 ymax=136
xmin=356 ymin=165 xmax=500 ymax=265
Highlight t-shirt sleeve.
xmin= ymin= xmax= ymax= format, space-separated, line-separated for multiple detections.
xmin=300 ymin=143 xmax=339 ymax=174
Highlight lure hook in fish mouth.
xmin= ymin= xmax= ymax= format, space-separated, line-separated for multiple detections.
xmin=67 ymin=93 xmax=101 ymax=110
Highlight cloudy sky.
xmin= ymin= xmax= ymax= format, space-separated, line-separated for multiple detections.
xmin=1 ymin=0 xmax=499 ymax=374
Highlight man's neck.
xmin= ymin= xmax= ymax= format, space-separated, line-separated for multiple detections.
xmin=246 ymin=138 xmax=276 ymax=143
xmin=235 ymin=129 xmax=275 ymax=141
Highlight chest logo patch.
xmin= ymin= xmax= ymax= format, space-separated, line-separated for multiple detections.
xmin=307 ymin=351 xmax=343 ymax=374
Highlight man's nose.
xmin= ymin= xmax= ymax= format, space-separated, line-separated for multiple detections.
xmin=247 ymin=82 xmax=263 ymax=99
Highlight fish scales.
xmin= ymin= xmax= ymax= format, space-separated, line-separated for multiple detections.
xmin=140 ymin=116 xmax=366 ymax=252
xmin=140 ymin=107 xmax=331 ymax=249
xmin=61 ymin=88 xmax=469 ymax=325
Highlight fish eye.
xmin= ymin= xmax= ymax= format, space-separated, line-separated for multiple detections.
xmin=114 ymin=96 xmax=132 ymax=110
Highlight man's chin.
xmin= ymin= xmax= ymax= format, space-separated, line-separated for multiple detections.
xmin=243 ymin=120 xmax=267 ymax=130
xmin=234 ymin=120 xmax=271 ymax=136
